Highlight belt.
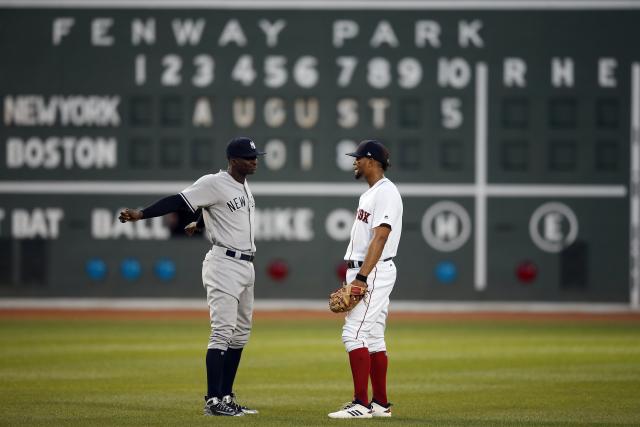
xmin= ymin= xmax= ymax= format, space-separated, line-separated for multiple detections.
xmin=225 ymin=249 xmax=255 ymax=262
xmin=347 ymin=258 xmax=393 ymax=269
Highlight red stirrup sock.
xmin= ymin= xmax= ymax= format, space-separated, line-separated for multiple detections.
xmin=348 ymin=347 xmax=370 ymax=405
xmin=370 ymin=351 xmax=388 ymax=406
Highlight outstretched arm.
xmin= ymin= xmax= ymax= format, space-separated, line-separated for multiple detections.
xmin=119 ymin=194 xmax=190 ymax=223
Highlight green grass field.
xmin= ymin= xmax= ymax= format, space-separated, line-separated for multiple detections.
xmin=1 ymin=315 xmax=639 ymax=426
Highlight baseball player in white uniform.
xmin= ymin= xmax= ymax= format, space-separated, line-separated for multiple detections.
xmin=118 ymin=137 xmax=265 ymax=417
xmin=328 ymin=140 xmax=403 ymax=419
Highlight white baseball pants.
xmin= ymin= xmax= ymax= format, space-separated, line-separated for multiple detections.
xmin=342 ymin=259 xmax=396 ymax=353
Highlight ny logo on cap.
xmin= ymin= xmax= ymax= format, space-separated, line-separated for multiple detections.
xmin=250 ymin=141 xmax=256 ymax=149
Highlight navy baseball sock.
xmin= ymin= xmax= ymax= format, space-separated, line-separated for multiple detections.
xmin=206 ymin=348 xmax=226 ymax=399
xmin=220 ymin=347 xmax=243 ymax=396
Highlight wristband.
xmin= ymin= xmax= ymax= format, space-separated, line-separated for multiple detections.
xmin=356 ymin=273 xmax=368 ymax=282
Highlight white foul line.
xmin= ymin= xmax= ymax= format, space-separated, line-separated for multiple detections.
xmin=631 ymin=63 xmax=640 ymax=310
xmin=475 ymin=63 xmax=488 ymax=292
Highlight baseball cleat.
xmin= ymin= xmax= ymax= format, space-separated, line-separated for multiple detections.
xmin=203 ymin=396 xmax=245 ymax=416
xmin=328 ymin=401 xmax=373 ymax=419
xmin=222 ymin=393 xmax=259 ymax=414
xmin=370 ymin=400 xmax=392 ymax=417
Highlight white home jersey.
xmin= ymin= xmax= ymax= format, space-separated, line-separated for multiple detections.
xmin=180 ymin=170 xmax=256 ymax=253
xmin=344 ymin=177 xmax=403 ymax=261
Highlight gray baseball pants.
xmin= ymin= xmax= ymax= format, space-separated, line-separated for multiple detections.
xmin=202 ymin=246 xmax=255 ymax=350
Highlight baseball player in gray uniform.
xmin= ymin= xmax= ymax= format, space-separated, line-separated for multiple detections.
xmin=118 ymin=137 xmax=265 ymax=417
xmin=328 ymin=140 xmax=403 ymax=419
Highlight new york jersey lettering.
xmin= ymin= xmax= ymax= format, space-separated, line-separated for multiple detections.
xmin=226 ymin=195 xmax=246 ymax=212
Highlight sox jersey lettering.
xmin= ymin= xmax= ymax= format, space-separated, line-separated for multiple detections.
xmin=345 ymin=177 xmax=403 ymax=262
xmin=180 ymin=170 xmax=256 ymax=253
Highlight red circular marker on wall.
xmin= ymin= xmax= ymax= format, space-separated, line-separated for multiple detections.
xmin=516 ymin=260 xmax=538 ymax=284
xmin=336 ymin=262 xmax=348 ymax=281
xmin=267 ymin=260 xmax=289 ymax=281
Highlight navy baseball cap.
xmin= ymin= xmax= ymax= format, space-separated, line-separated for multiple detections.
xmin=226 ymin=137 xmax=266 ymax=159
xmin=346 ymin=140 xmax=390 ymax=167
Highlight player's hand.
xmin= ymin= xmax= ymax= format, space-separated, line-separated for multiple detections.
xmin=118 ymin=208 xmax=143 ymax=223
xmin=351 ymin=278 xmax=366 ymax=287
xmin=184 ymin=221 xmax=201 ymax=236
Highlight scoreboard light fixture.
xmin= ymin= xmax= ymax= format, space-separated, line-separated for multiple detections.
xmin=267 ymin=259 xmax=289 ymax=282
xmin=85 ymin=258 xmax=107 ymax=281
xmin=120 ymin=258 xmax=142 ymax=281
xmin=154 ymin=258 xmax=176 ymax=281
xmin=516 ymin=261 xmax=538 ymax=284
xmin=435 ymin=261 xmax=457 ymax=284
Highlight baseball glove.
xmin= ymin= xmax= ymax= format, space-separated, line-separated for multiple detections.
xmin=329 ymin=281 xmax=368 ymax=313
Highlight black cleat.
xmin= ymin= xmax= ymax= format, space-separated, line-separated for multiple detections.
xmin=203 ymin=396 xmax=245 ymax=416
xmin=223 ymin=393 xmax=259 ymax=414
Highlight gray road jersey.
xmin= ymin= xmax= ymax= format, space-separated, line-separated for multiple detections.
xmin=180 ymin=170 xmax=256 ymax=253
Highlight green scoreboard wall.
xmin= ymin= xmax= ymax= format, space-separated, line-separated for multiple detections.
xmin=1 ymin=1 xmax=638 ymax=304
